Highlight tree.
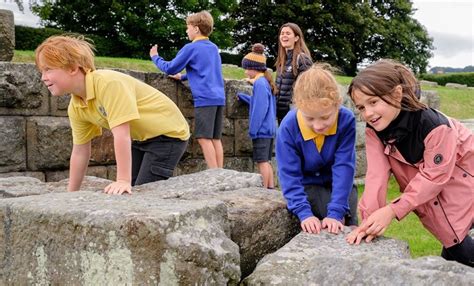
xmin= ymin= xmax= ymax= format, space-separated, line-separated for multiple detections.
xmin=30 ymin=0 xmax=237 ymax=59
xmin=232 ymin=0 xmax=433 ymax=75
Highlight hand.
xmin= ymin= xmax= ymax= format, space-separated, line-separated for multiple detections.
xmin=322 ymin=217 xmax=344 ymax=234
xmin=359 ymin=205 xmax=396 ymax=237
xmin=104 ymin=180 xmax=132 ymax=195
xmin=168 ymin=73 xmax=182 ymax=80
xmin=346 ymin=227 xmax=377 ymax=244
xmin=149 ymin=44 xmax=159 ymax=57
xmin=301 ymin=216 xmax=321 ymax=234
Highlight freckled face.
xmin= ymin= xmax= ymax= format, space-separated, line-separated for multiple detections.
xmin=352 ymin=88 xmax=401 ymax=131
xmin=40 ymin=63 xmax=74 ymax=96
xmin=299 ymin=104 xmax=339 ymax=134
xmin=279 ymin=27 xmax=299 ymax=50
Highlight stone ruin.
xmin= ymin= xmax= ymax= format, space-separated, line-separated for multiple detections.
xmin=0 ymin=169 xmax=472 ymax=285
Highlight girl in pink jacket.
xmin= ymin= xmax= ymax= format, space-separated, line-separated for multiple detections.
xmin=346 ymin=59 xmax=473 ymax=267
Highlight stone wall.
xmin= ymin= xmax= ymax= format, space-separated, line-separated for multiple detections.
xmin=0 ymin=62 xmax=440 ymax=182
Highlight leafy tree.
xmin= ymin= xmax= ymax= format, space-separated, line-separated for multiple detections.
xmin=232 ymin=0 xmax=433 ymax=75
xmin=29 ymin=0 xmax=237 ymax=59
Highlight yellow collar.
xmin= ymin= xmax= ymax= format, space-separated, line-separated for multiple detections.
xmin=254 ymin=73 xmax=265 ymax=80
xmin=192 ymin=36 xmax=209 ymax=42
xmin=71 ymin=70 xmax=95 ymax=107
xmin=297 ymin=109 xmax=338 ymax=152
xmin=297 ymin=110 xmax=338 ymax=139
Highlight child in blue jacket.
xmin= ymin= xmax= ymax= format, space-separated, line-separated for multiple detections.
xmin=276 ymin=64 xmax=358 ymax=234
xmin=237 ymin=44 xmax=277 ymax=189
xmin=149 ymin=11 xmax=225 ymax=169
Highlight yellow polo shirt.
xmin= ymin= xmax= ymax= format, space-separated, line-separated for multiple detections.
xmin=296 ymin=110 xmax=338 ymax=152
xmin=68 ymin=70 xmax=190 ymax=145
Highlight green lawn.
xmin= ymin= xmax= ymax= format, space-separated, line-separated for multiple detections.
xmin=358 ymin=178 xmax=442 ymax=258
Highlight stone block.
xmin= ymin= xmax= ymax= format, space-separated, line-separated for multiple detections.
xmin=234 ymin=119 xmax=252 ymax=155
xmin=90 ymin=129 xmax=115 ymax=165
xmin=1 ymin=169 xmax=295 ymax=284
xmin=176 ymin=82 xmax=194 ymax=118
xmin=0 ymin=63 xmax=50 ymax=115
xmin=0 ymin=116 xmax=26 ymax=172
xmin=45 ymin=166 xmax=108 ymax=182
xmin=226 ymin=80 xmax=251 ymax=118
xmin=146 ymin=72 xmax=178 ymax=103
xmin=49 ymin=94 xmax=70 ymax=117
xmin=0 ymin=172 xmax=45 ymax=182
xmin=243 ymin=231 xmax=473 ymax=285
xmin=26 ymin=117 xmax=72 ymax=170
xmin=223 ymin=157 xmax=255 ymax=173
xmin=420 ymin=90 xmax=440 ymax=110
xmin=0 ymin=10 xmax=14 ymax=61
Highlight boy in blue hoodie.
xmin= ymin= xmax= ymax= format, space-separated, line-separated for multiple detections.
xmin=150 ymin=11 xmax=225 ymax=169
xmin=237 ymin=44 xmax=277 ymax=189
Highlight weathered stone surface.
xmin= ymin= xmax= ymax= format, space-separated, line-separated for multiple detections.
xmin=420 ymin=90 xmax=440 ymax=110
xmin=0 ymin=63 xmax=49 ymax=115
xmin=26 ymin=116 xmax=72 ymax=170
xmin=45 ymin=166 xmax=109 ymax=182
xmin=0 ymin=116 xmax=26 ymax=172
xmin=0 ymin=10 xmax=14 ymax=62
xmin=0 ymin=169 xmax=297 ymax=284
xmin=0 ymin=177 xmax=48 ymax=198
xmin=146 ymin=72 xmax=178 ymax=103
xmin=176 ymin=82 xmax=194 ymax=118
xmin=0 ymin=171 xmax=45 ymax=181
xmin=49 ymin=94 xmax=70 ymax=116
xmin=243 ymin=231 xmax=474 ymax=285
xmin=226 ymin=79 xmax=252 ymax=119
xmin=420 ymin=80 xmax=438 ymax=87
xmin=90 ymin=129 xmax=115 ymax=165
xmin=135 ymin=169 xmax=298 ymax=277
xmin=235 ymin=119 xmax=252 ymax=155
xmin=446 ymin=83 xmax=468 ymax=89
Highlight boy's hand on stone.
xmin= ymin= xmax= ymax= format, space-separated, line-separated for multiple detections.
xmin=149 ymin=45 xmax=159 ymax=57
xmin=104 ymin=180 xmax=132 ymax=195
xmin=168 ymin=73 xmax=182 ymax=80
xmin=301 ymin=216 xmax=321 ymax=234
xmin=322 ymin=217 xmax=344 ymax=234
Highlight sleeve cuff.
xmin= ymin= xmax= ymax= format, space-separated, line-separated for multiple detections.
xmin=296 ymin=208 xmax=314 ymax=222
xmin=390 ymin=198 xmax=413 ymax=220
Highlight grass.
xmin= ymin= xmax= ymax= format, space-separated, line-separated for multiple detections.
xmin=421 ymin=84 xmax=474 ymax=119
xmin=358 ymin=178 xmax=442 ymax=258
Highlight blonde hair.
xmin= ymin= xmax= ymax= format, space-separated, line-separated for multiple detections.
xmin=293 ymin=64 xmax=342 ymax=110
xmin=35 ymin=34 xmax=96 ymax=73
xmin=186 ymin=11 xmax=214 ymax=36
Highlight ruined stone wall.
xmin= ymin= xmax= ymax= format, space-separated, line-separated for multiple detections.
xmin=0 ymin=62 xmax=440 ymax=182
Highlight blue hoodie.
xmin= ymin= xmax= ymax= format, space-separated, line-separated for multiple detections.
xmin=237 ymin=76 xmax=276 ymax=139
xmin=151 ymin=38 xmax=225 ymax=107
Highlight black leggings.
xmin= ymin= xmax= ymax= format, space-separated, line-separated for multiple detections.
xmin=441 ymin=235 xmax=474 ymax=267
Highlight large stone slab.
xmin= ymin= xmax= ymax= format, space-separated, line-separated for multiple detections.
xmin=243 ymin=230 xmax=474 ymax=285
xmin=0 ymin=169 xmax=298 ymax=283
xmin=0 ymin=116 xmax=26 ymax=172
